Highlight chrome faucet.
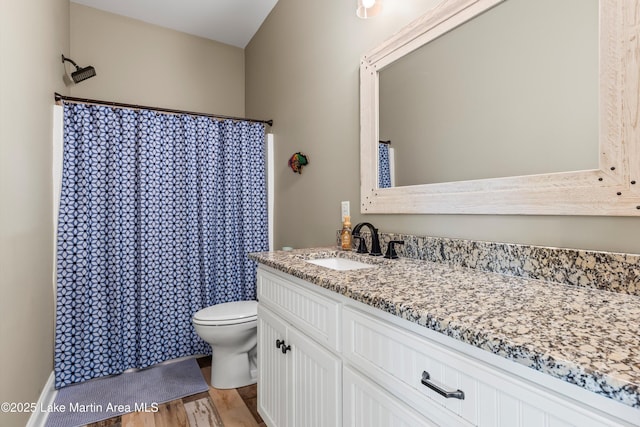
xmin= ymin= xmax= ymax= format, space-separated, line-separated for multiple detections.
xmin=352 ymin=222 xmax=383 ymax=256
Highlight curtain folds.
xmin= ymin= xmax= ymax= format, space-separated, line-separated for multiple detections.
xmin=54 ymin=103 xmax=267 ymax=388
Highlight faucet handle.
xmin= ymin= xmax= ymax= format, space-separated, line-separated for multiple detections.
xmin=353 ymin=234 xmax=368 ymax=254
xmin=384 ymin=240 xmax=405 ymax=259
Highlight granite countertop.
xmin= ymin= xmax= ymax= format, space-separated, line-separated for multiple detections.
xmin=250 ymin=247 xmax=640 ymax=409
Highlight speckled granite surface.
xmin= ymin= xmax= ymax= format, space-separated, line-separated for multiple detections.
xmin=350 ymin=231 xmax=640 ymax=295
xmin=250 ymin=247 xmax=640 ymax=409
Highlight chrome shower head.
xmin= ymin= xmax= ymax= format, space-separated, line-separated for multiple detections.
xmin=62 ymin=54 xmax=96 ymax=83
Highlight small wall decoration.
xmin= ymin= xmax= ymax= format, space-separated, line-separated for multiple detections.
xmin=288 ymin=152 xmax=309 ymax=174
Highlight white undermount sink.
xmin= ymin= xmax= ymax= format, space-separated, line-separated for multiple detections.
xmin=306 ymin=257 xmax=374 ymax=271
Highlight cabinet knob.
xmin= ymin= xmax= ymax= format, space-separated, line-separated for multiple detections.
xmin=421 ymin=371 xmax=465 ymax=400
xmin=276 ymin=339 xmax=285 ymax=349
xmin=281 ymin=343 xmax=291 ymax=354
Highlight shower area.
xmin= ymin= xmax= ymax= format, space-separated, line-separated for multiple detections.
xmin=52 ymin=97 xmax=273 ymax=389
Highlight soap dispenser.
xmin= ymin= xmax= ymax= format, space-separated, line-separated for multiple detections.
xmin=340 ymin=216 xmax=352 ymax=251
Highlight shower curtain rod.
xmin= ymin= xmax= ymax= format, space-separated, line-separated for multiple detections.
xmin=54 ymin=93 xmax=273 ymax=127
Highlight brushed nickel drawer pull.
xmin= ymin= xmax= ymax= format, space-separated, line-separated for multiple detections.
xmin=421 ymin=371 xmax=465 ymax=400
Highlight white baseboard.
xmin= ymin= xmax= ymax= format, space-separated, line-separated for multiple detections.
xmin=26 ymin=371 xmax=57 ymax=427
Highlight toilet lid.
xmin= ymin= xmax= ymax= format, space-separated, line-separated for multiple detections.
xmin=193 ymin=300 xmax=258 ymax=325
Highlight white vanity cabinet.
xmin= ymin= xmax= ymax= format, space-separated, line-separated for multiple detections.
xmin=257 ymin=268 xmax=342 ymax=427
xmin=342 ymin=306 xmax=631 ymax=427
xmin=256 ymin=266 xmax=638 ymax=427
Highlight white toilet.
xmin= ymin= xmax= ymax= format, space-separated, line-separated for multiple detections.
xmin=192 ymin=300 xmax=258 ymax=389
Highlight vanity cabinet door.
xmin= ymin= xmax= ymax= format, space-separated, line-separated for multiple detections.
xmin=258 ymin=305 xmax=290 ymax=427
xmin=288 ymin=326 xmax=342 ymax=427
xmin=258 ymin=304 xmax=342 ymax=427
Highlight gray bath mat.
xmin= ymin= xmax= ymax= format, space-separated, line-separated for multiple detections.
xmin=45 ymin=358 xmax=209 ymax=427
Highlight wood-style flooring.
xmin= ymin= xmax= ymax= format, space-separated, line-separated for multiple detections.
xmin=83 ymin=357 xmax=265 ymax=427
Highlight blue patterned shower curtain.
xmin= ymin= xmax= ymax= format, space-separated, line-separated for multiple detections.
xmin=378 ymin=142 xmax=392 ymax=188
xmin=54 ymin=103 xmax=268 ymax=388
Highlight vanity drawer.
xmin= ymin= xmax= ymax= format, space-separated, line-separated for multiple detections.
xmin=257 ymin=267 xmax=341 ymax=351
xmin=342 ymin=306 xmax=625 ymax=427
xmin=344 ymin=365 xmax=438 ymax=427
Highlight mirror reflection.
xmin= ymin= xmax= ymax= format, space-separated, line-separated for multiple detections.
xmin=378 ymin=0 xmax=599 ymax=188
xmin=378 ymin=141 xmax=393 ymax=188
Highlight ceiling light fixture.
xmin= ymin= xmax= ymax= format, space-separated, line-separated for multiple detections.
xmin=357 ymin=0 xmax=382 ymax=19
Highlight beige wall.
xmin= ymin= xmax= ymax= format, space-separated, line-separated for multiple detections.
xmin=0 ymin=0 xmax=70 ymax=426
xmin=70 ymin=3 xmax=245 ymax=116
xmin=246 ymin=0 xmax=640 ymax=254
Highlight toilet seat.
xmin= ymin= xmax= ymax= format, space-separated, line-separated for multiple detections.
xmin=193 ymin=300 xmax=258 ymax=326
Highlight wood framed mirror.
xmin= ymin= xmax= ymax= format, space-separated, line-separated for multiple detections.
xmin=360 ymin=0 xmax=640 ymax=216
